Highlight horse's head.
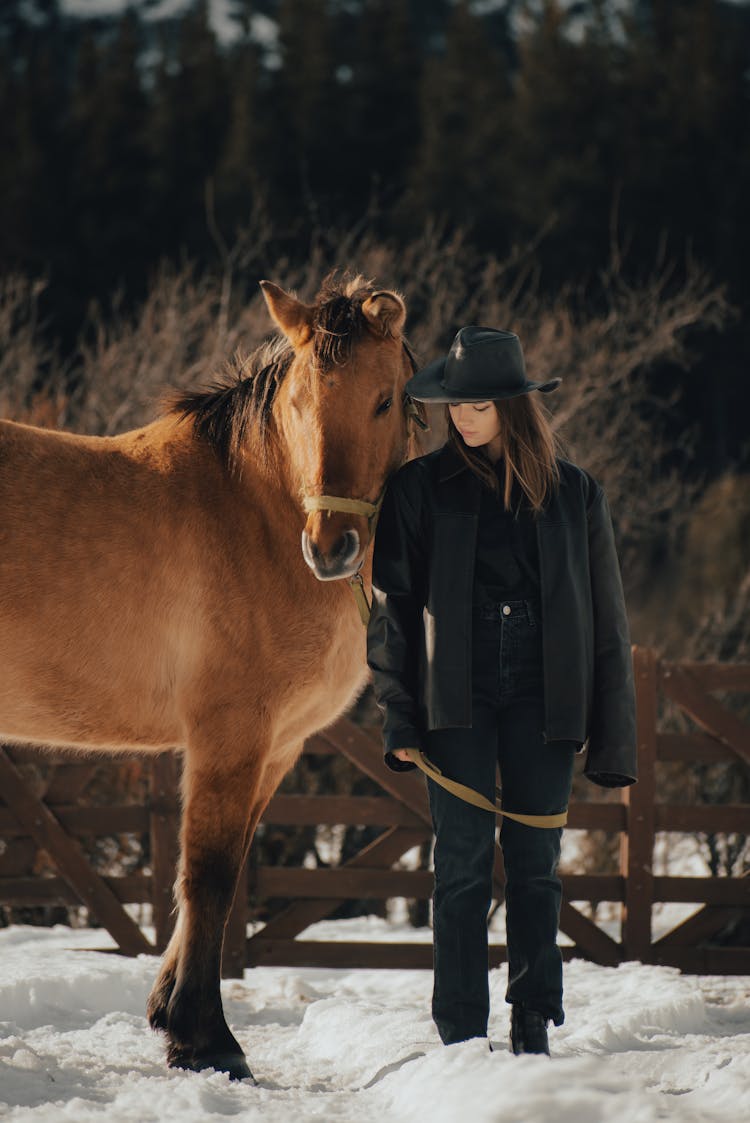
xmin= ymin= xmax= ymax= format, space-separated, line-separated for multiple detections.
xmin=260 ymin=274 xmax=422 ymax=581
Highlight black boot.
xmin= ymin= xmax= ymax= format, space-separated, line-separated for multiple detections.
xmin=510 ymin=1004 xmax=550 ymax=1056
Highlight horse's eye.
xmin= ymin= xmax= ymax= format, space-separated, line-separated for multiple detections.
xmin=375 ymin=397 xmax=393 ymax=416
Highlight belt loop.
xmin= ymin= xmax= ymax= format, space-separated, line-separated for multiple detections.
xmin=525 ymin=599 xmax=537 ymax=627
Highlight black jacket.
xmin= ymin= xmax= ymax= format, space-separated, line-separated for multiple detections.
xmin=366 ymin=442 xmax=637 ymax=788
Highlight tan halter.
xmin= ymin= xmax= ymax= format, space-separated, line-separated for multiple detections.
xmin=301 ymin=492 xmax=384 ymax=536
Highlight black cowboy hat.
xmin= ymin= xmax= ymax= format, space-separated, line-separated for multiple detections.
xmin=405 ymin=326 xmax=562 ymax=403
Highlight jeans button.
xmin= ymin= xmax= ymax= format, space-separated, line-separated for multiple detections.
xmin=502 ymin=604 xmax=511 ymax=616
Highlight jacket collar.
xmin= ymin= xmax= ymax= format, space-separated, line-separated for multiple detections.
xmin=437 ymin=441 xmax=470 ymax=482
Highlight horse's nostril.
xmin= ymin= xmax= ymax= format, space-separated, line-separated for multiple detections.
xmin=336 ymin=530 xmax=360 ymax=563
xmin=332 ymin=533 xmax=350 ymax=560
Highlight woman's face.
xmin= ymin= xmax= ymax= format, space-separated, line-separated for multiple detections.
xmin=448 ymin=401 xmax=501 ymax=449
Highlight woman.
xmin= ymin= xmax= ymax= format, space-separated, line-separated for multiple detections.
xmin=366 ymin=326 xmax=637 ymax=1055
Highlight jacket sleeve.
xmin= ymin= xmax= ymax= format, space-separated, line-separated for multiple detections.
xmin=584 ymin=484 xmax=638 ymax=788
xmin=366 ymin=466 xmax=428 ymax=773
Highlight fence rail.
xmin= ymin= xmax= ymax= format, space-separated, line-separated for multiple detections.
xmin=1 ymin=646 xmax=748 ymax=975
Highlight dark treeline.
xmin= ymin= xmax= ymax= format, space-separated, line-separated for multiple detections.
xmin=1 ymin=0 xmax=749 ymax=462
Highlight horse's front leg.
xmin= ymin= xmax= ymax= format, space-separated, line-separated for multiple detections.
xmin=148 ymin=732 xmax=267 ymax=1082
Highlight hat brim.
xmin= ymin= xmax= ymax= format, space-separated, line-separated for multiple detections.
xmin=405 ymin=359 xmax=562 ymax=403
xmin=403 ymin=355 xmax=449 ymax=400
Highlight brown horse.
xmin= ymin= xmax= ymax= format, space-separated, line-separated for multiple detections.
xmin=0 ymin=273 xmax=424 ymax=1081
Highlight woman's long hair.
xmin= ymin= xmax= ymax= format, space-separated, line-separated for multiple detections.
xmin=446 ymin=391 xmax=565 ymax=514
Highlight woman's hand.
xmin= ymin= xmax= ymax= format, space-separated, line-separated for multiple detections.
xmin=385 ymin=747 xmax=419 ymax=773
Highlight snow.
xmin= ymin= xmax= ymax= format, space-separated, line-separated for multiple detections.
xmin=56 ymin=0 xmax=278 ymax=50
xmin=1 ymin=921 xmax=748 ymax=1122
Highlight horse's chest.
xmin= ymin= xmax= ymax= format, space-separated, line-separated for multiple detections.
xmin=312 ymin=598 xmax=366 ymax=690
xmin=273 ymin=590 xmax=368 ymax=747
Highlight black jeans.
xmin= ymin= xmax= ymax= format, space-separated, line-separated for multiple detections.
xmin=424 ymin=597 xmax=576 ymax=1045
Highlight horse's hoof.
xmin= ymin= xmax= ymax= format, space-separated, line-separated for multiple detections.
xmin=193 ymin=1052 xmax=257 ymax=1083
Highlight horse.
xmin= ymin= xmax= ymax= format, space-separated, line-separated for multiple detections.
xmin=0 ymin=272 xmax=426 ymax=1081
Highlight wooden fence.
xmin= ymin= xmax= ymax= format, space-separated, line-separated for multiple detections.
xmin=1 ymin=646 xmax=748 ymax=975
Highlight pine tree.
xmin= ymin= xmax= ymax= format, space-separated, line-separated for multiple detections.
xmin=149 ymin=1 xmax=229 ymax=259
xmin=67 ymin=14 xmax=153 ymax=302
xmin=1 ymin=10 xmax=71 ymax=322
xmin=345 ymin=0 xmax=421 ymax=216
xmin=510 ymin=0 xmax=621 ymax=282
xmin=268 ymin=0 xmax=341 ymax=227
xmin=216 ymin=39 xmax=265 ymax=227
xmin=403 ymin=0 xmax=514 ymax=248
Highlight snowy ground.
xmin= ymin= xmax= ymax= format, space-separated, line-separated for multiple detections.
xmin=1 ymin=920 xmax=748 ymax=1123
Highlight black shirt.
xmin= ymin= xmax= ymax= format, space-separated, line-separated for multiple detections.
xmin=472 ymin=458 xmax=541 ymax=605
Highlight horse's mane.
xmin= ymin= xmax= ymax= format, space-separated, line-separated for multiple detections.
xmin=171 ymin=272 xmax=378 ymax=473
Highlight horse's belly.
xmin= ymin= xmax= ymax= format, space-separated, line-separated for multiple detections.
xmin=0 ymin=675 xmax=180 ymax=751
xmin=0 ymin=627 xmax=182 ymax=751
xmin=0 ymin=544 xmax=190 ymax=750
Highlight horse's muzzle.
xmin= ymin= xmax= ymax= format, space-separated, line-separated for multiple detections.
xmin=301 ymin=528 xmax=361 ymax=580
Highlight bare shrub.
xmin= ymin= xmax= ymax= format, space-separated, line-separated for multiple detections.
xmin=0 ymin=275 xmax=69 ymax=427
xmin=68 ymin=264 xmax=265 ymax=436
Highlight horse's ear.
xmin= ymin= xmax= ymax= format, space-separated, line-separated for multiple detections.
xmin=361 ymin=290 xmax=406 ymax=338
xmin=259 ymin=280 xmax=314 ymax=348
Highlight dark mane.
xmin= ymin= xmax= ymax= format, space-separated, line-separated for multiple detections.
xmin=170 ymin=335 xmax=293 ymax=474
xmin=170 ymin=272 xmax=378 ymax=474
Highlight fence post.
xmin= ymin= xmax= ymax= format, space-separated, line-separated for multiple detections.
xmin=620 ymin=645 xmax=657 ymax=962
xmin=150 ymin=752 xmax=180 ymax=952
